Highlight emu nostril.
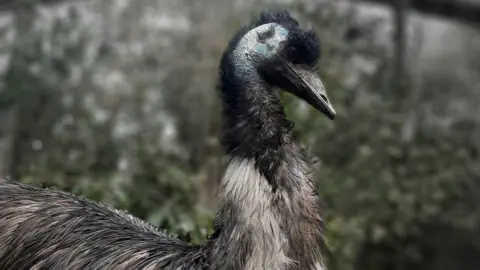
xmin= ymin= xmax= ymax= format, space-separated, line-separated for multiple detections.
xmin=320 ymin=94 xmax=329 ymax=103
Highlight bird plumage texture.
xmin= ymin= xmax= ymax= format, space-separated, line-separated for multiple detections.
xmin=0 ymin=10 xmax=332 ymax=270
xmin=0 ymin=178 xmax=207 ymax=269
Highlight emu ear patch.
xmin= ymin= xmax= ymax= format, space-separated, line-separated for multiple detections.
xmin=253 ymin=43 xmax=270 ymax=55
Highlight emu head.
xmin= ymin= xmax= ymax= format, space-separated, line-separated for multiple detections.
xmin=221 ymin=11 xmax=336 ymax=120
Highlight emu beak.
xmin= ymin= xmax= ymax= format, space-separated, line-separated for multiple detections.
xmin=284 ymin=64 xmax=336 ymax=120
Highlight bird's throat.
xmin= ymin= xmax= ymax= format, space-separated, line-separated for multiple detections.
xmin=219 ymin=78 xmax=294 ymax=189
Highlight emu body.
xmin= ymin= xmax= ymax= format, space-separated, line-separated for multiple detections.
xmin=0 ymin=178 xmax=206 ymax=269
xmin=0 ymin=11 xmax=335 ymax=270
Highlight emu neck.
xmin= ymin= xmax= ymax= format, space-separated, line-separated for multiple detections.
xmin=220 ymin=71 xmax=292 ymax=189
xmin=212 ymin=68 xmax=326 ymax=269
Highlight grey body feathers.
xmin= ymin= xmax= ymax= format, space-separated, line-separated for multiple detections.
xmin=0 ymin=178 xmax=207 ymax=269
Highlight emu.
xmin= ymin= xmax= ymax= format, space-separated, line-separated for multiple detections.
xmin=0 ymin=11 xmax=335 ymax=270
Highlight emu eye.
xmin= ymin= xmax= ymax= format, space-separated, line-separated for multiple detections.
xmin=286 ymin=46 xmax=302 ymax=64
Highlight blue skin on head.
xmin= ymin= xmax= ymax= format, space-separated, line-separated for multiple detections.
xmin=232 ymin=23 xmax=290 ymax=75
xmin=253 ymin=43 xmax=271 ymax=54
xmin=277 ymin=27 xmax=289 ymax=38
xmin=252 ymin=25 xmax=289 ymax=59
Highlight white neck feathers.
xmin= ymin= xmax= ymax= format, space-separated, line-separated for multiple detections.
xmin=218 ymin=157 xmax=326 ymax=270
xmin=220 ymin=158 xmax=294 ymax=269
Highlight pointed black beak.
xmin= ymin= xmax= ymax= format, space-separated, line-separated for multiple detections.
xmin=283 ymin=64 xmax=336 ymax=120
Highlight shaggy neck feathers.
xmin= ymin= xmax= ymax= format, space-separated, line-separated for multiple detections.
xmin=219 ymin=82 xmax=293 ymax=189
xmin=213 ymin=25 xmax=326 ymax=270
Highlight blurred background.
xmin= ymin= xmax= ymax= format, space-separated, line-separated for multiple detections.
xmin=0 ymin=0 xmax=479 ymax=269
